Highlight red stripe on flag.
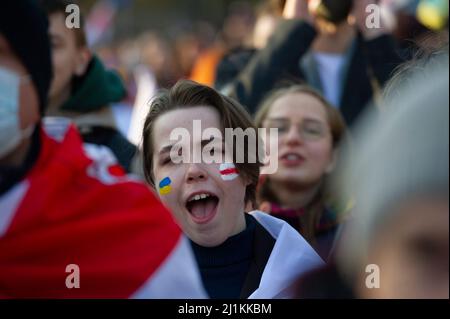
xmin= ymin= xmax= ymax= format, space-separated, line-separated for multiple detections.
xmin=220 ymin=168 xmax=237 ymax=175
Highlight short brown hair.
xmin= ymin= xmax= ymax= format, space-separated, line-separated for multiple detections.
xmin=39 ymin=0 xmax=87 ymax=47
xmin=142 ymin=80 xmax=262 ymax=206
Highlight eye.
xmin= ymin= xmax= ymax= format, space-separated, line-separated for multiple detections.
xmin=305 ymin=127 xmax=321 ymax=135
xmin=160 ymin=157 xmax=171 ymax=166
xmin=303 ymin=122 xmax=324 ymax=137
xmin=267 ymin=121 xmax=289 ymax=134
xmin=277 ymin=125 xmax=289 ymax=134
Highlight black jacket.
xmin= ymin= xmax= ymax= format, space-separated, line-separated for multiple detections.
xmin=227 ymin=20 xmax=403 ymax=127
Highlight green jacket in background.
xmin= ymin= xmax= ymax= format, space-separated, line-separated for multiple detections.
xmin=53 ymin=55 xmax=137 ymax=172
xmin=61 ymin=55 xmax=126 ymax=113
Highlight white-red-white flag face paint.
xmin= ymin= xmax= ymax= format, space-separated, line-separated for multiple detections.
xmin=219 ymin=163 xmax=238 ymax=181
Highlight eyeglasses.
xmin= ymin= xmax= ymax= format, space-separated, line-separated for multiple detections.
xmin=264 ymin=118 xmax=329 ymax=141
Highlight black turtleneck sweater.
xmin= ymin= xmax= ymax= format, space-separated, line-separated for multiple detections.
xmin=190 ymin=213 xmax=257 ymax=299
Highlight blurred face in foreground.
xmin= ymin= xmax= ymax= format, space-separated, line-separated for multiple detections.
xmin=358 ymin=196 xmax=449 ymax=299
xmin=0 ymin=33 xmax=39 ymax=165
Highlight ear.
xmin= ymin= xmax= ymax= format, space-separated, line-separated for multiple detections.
xmin=325 ymin=148 xmax=339 ymax=174
xmin=74 ymin=47 xmax=92 ymax=76
xmin=239 ymin=173 xmax=254 ymax=191
xmin=259 ymin=201 xmax=271 ymax=213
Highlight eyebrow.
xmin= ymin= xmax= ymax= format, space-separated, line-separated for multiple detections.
xmin=200 ymin=136 xmax=223 ymax=148
xmin=266 ymin=117 xmax=289 ymax=122
xmin=158 ymin=144 xmax=175 ymax=156
xmin=158 ymin=136 xmax=223 ymax=155
xmin=302 ymin=118 xmax=326 ymax=126
xmin=266 ymin=117 xmax=325 ymax=124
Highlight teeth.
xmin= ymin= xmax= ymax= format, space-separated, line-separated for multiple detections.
xmin=286 ymin=154 xmax=300 ymax=160
xmin=188 ymin=193 xmax=211 ymax=202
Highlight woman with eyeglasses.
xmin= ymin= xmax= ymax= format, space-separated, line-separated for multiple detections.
xmin=255 ymin=85 xmax=348 ymax=260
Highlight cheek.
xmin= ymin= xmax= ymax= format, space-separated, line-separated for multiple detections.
xmin=52 ymin=48 xmax=76 ymax=82
xmin=218 ymin=174 xmax=248 ymax=203
xmin=158 ymin=192 xmax=179 ymax=216
xmin=217 ymin=163 xmax=240 ymax=183
xmin=211 ymin=163 xmax=247 ymax=199
xmin=154 ymin=174 xmax=182 ymax=220
xmin=222 ymin=177 xmax=246 ymax=193
xmin=153 ymin=165 xmax=186 ymax=207
xmin=155 ymin=172 xmax=176 ymax=197
xmin=18 ymin=83 xmax=39 ymax=129
xmin=306 ymin=140 xmax=333 ymax=168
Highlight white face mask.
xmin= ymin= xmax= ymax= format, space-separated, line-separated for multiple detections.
xmin=0 ymin=66 xmax=34 ymax=159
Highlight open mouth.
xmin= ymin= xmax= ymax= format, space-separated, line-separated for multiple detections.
xmin=280 ymin=153 xmax=305 ymax=166
xmin=185 ymin=192 xmax=219 ymax=224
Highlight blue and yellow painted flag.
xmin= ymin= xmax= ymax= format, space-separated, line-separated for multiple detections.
xmin=159 ymin=177 xmax=172 ymax=195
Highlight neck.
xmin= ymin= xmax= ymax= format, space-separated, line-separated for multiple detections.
xmin=47 ymin=85 xmax=72 ymax=115
xmin=269 ymin=180 xmax=322 ymax=210
xmin=312 ymin=22 xmax=356 ymax=54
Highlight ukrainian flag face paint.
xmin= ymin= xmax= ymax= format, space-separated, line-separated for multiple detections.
xmin=159 ymin=177 xmax=172 ymax=195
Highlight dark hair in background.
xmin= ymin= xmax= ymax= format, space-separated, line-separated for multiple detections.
xmin=142 ymin=80 xmax=262 ymax=207
xmin=316 ymin=0 xmax=354 ymax=24
xmin=39 ymin=0 xmax=87 ymax=47
xmin=215 ymin=47 xmax=257 ymax=91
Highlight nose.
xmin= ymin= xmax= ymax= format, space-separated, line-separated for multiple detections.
xmin=185 ymin=163 xmax=207 ymax=183
xmin=285 ymin=124 xmax=302 ymax=147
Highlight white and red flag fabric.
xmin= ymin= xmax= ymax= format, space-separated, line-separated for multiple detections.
xmin=0 ymin=118 xmax=206 ymax=298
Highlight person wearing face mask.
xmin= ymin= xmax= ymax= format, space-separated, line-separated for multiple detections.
xmin=0 ymin=1 xmax=205 ymax=298
xmin=225 ymin=0 xmax=403 ymax=128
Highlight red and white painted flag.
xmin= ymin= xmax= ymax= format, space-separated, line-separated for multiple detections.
xmin=219 ymin=163 xmax=238 ymax=181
